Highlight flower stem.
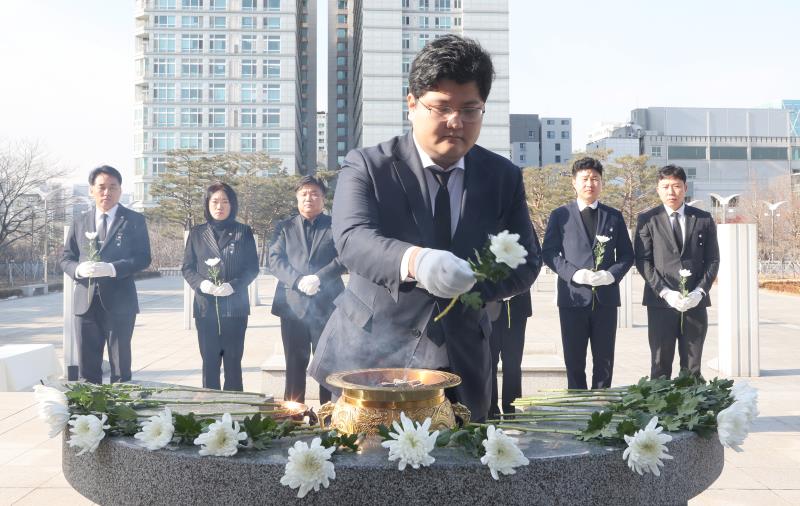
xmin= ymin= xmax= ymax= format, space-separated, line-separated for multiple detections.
xmin=433 ymin=296 xmax=459 ymax=322
xmin=470 ymin=422 xmax=580 ymax=436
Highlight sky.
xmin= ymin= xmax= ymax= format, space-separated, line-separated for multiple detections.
xmin=0 ymin=0 xmax=797 ymax=186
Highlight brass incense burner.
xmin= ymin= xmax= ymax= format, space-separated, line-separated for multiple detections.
xmin=318 ymin=368 xmax=471 ymax=434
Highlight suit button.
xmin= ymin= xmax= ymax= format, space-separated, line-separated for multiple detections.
xmin=411 ymin=329 xmax=421 ymax=338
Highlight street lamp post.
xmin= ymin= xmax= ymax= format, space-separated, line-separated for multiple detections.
xmin=763 ymin=200 xmax=787 ymax=262
xmin=33 ymin=188 xmax=58 ymax=285
xmin=709 ymin=193 xmax=740 ymax=224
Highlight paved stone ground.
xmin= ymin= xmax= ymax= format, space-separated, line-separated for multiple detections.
xmin=0 ymin=274 xmax=798 ymax=505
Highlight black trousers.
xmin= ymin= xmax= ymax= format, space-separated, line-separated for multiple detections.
xmin=647 ymin=306 xmax=708 ymax=380
xmin=196 ymin=316 xmax=247 ymax=391
xmin=77 ymin=294 xmax=136 ymax=384
xmin=559 ymin=304 xmax=617 ymax=390
xmin=280 ymin=315 xmax=332 ymax=404
xmin=489 ymin=303 xmax=527 ymax=418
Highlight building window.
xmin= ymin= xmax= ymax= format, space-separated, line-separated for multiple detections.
xmin=179 ymin=133 xmax=202 ymax=149
xmin=181 ymin=15 xmax=200 ymax=28
xmin=419 ymin=0 xmax=429 ymax=10
xmin=265 ymin=35 xmax=280 ymax=53
xmin=209 ymin=0 xmax=226 ymax=10
xmin=153 ymin=107 xmax=176 ymax=127
xmin=546 ymin=119 xmax=555 ymax=125
xmin=155 ymin=0 xmax=176 ymax=8
xmin=153 ymin=83 xmax=175 ymax=102
xmin=152 ymin=58 xmax=175 ymax=77
xmin=336 ymin=70 xmax=345 ymax=80
xmin=266 ymin=0 xmax=280 ymax=11
xmin=546 ymin=131 xmax=555 ymax=139
xmin=402 ymin=34 xmax=410 ymax=50
xmin=152 ymin=157 xmax=167 ymax=176
xmin=402 ymin=0 xmax=410 ymax=6
xmin=710 ymin=146 xmax=747 ymax=160
xmin=434 ymin=16 xmax=450 ymax=28
xmin=337 ymin=127 xmax=346 ymax=137
xmin=263 ymin=108 xmax=280 ymax=127
xmin=403 ymin=15 xmax=410 ymax=25
xmin=208 ymin=108 xmax=226 ymax=127
xmin=241 ymin=59 xmax=256 ymax=77
xmin=241 ymin=35 xmax=257 ymax=53
xmin=180 ymin=58 xmax=202 ymax=77
xmin=555 ymin=155 xmax=561 ymax=163
xmin=337 ymin=14 xmax=347 ymax=23
xmin=419 ymin=16 xmax=429 ymax=28
xmin=209 ymin=34 xmax=226 ymax=53
xmin=242 ymin=16 xmax=256 ymax=29
xmin=792 ymin=147 xmax=800 ymax=160
xmin=241 ymin=133 xmax=256 ymax=152
xmin=686 ymin=167 xmax=697 ymax=178
xmin=435 ymin=0 xmax=451 ymax=10
xmin=555 ymin=143 xmax=561 ymax=151
xmin=264 ymin=83 xmax=280 ymax=102
xmin=263 ymin=133 xmax=280 ymax=152
xmin=181 ymin=34 xmax=202 ymax=52
xmin=561 ymin=131 xmax=569 ymax=139
xmin=402 ymin=57 xmax=411 ymax=74
xmin=337 ymin=56 xmax=346 ymax=66
xmin=519 ymin=154 xmax=525 ymax=162
xmin=181 ymin=107 xmax=202 ymax=127
xmin=650 ymin=146 xmax=662 ymax=158
xmin=153 ymin=34 xmax=175 ymax=53
xmin=337 ymin=141 xmax=346 ymax=153
xmin=241 ymin=83 xmax=256 ymax=103
xmin=209 ymin=83 xmax=226 ymax=102
xmin=210 ymin=16 xmax=226 ymax=28
xmin=519 ymin=143 xmax=525 ymax=151
xmin=528 ymin=130 xmax=534 ymax=138
xmin=241 ymin=108 xmax=257 ymax=127
xmin=153 ymin=132 xmax=175 ymax=152
xmin=454 ymin=16 xmax=461 ymax=26
xmin=561 ymin=119 xmax=569 ymax=125
xmin=242 ymin=0 xmax=256 ymax=10
xmin=181 ymin=83 xmax=202 ymax=102
xmin=181 ymin=0 xmax=201 ymax=9
xmin=263 ymin=59 xmax=280 ymax=78
xmin=208 ymin=133 xmax=226 ymax=153
xmin=209 ymin=59 xmax=226 ymax=77
xmin=667 ymin=146 xmax=706 ymax=160
xmin=751 ymin=147 xmax=788 ymax=160
xmin=337 ymin=28 xmax=346 ymax=40
xmin=418 ymin=34 xmax=430 ymax=49
xmin=153 ymin=15 xmax=176 ymax=27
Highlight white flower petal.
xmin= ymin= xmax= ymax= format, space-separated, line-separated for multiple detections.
xmin=622 ymin=416 xmax=673 ymax=476
xmin=595 ymin=235 xmax=610 ymax=243
xmin=134 ymin=407 xmax=175 ymax=451
xmin=205 ymin=258 xmax=221 ymax=267
xmin=194 ymin=413 xmax=246 ymax=457
xmin=679 ymin=269 xmax=692 ymax=278
xmin=67 ymin=414 xmax=110 ymax=456
xmin=489 ymin=230 xmax=528 ymax=269
xmin=381 ymin=412 xmax=438 ymax=471
xmin=480 ymin=425 xmax=529 ymax=480
xmin=717 ymin=402 xmax=751 ymax=452
xmin=280 ymin=437 xmax=336 ymax=498
xmin=84 ymin=231 xmax=98 ymax=240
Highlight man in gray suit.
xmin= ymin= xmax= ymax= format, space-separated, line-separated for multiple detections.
xmin=634 ymin=165 xmax=720 ymax=379
xmin=61 ymin=166 xmax=151 ymax=384
xmin=309 ymin=35 xmax=541 ymax=421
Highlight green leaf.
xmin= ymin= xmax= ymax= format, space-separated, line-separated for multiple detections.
xmin=377 ymin=424 xmax=392 ymax=442
xmin=459 ymin=292 xmax=483 ymax=311
xmin=435 ymin=428 xmax=453 ymax=447
xmin=173 ymin=412 xmax=204 ymax=445
xmin=615 ymin=419 xmax=638 ymax=438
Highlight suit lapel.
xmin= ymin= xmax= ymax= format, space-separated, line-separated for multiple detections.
xmin=655 ymin=206 xmax=681 ymax=255
xmin=293 ymin=215 xmax=311 ymax=259
xmin=309 ymin=214 xmax=329 ymax=257
xmin=596 ymin=204 xmax=609 ymax=240
xmin=99 ymin=207 xmax=127 ymax=253
xmin=683 ymin=207 xmax=697 ymax=254
xmin=201 ymin=223 xmax=222 ymax=258
xmin=450 ymin=151 xmax=481 ymax=253
xmin=568 ymin=201 xmax=593 ymax=250
xmin=392 ymin=134 xmax=435 ymax=247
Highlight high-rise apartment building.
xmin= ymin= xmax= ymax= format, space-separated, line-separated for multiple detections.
xmin=316 ymin=111 xmax=327 ymax=169
xmin=133 ymin=0 xmax=315 ymax=207
xmin=509 ymin=114 xmax=573 ymax=167
xmin=327 ymin=0 xmax=510 ymax=169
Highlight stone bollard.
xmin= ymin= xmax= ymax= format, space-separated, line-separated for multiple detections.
xmin=717 ymin=223 xmax=759 ymax=377
xmin=183 ymin=230 xmax=193 ymax=330
xmin=63 ymin=225 xmax=79 ymax=381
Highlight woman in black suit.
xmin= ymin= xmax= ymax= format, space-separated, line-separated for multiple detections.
xmin=181 ymin=181 xmax=259 ymax=391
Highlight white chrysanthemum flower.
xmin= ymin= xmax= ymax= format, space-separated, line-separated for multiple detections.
xmin=194 ymin=413 xmax=247 ymax=457
xmin=679 ymin=269 xmax=692 ymax=278
xmin=381 ymin=412 xmax=439 ymax=471
xmin=33 ymin=385 xmax=70 ymax=438
xmin=280 ymin=437 xmax=336 ymax=498
xmin=595 ymin=235 xmax=611 ymax=243
xmin=134 ymin=407 xmax=174 ymax=451
xmin=84 ymin=231 xmax=98 ymax=240
xmin=717 ymin=401 xmax=750 ymax=452
xmin=731 ymin=381 xmax=759 ymax=423
xmin=480 ymin=425 xmax=530 ymax=480
xmin=205 ymin=258 xmax=221 ymax=267
xmin=622 ymin=416 xmax=674 ymax=476
xmin=67 ymin=414 xmax=110 ymax=456
xmin=489 ymin=230 xmax=528 ymax=269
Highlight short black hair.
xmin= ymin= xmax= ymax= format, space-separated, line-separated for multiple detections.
xmin=657 ymin=164 xmax=687 ymax=183
xmin=571 ymin=157 xmax=603 ymax=177
xmin=203 ymin=181 xmax=238 ymax=222
xmin=294 ymin=175 xmax=326 ymax=195
xmin=88 ymin=165 xmax=122 ymax=186
xmin=408 ymin=34 xmax=495 ymax=102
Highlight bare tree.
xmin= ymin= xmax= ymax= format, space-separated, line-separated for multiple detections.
xmin=603 ymin=154 xmax=661 ymax=227
xmin=522 ymin=164 xmax=574 ymax=237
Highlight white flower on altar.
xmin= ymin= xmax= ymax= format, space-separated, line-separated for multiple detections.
xmin=194 ymin=413 xmax=247 ymax=457
xmin=381 ymin=412 xmax=439 ymax=471
xmin=134 ymin=407 xmax=174 ymax=451
xmin=205 ymin=257 xmax=221 ymax=267
xmin=731 ymin=381 xmax=759 ymax=423
xmin=84 ymin=231 xmax=98 ymax=240
xmin=489 ymin=230 xmax=527 ymax=269
xmin=67 ymin=414 xmax=110 ymax=456
xmin=622 ymin=416 xmax=673 ymax=476
xmin=280 ymin=437 xmax=336 ymax=498
xmin=480 ymin=425 xmax=530 ymax=480
xmin=33 ymin=385 xmax=70 ymax=438
xmin=596 ymin=235 xmax=611 ymax=243
xmin=679 ymin=269 xmax=692 ymax=278
xmin=717 ymin=401 xmax=750 ymax=452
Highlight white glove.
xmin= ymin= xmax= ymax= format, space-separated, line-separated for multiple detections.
xmin=76 ymin=261 xmax=95 ymax=278
xmin=683 ymin=289 xmax=704 ymax=310
xmin=200 ymin=280 xmax=216 ymax=295
xmin=414 ymin=248 xmax=476 ymax=299
xmin=571 ymin=269 xmax=595 ymax=286
xmin=214 ymin=282 xmax=234 ymax=297
xmin=591 ymin=270 xmax=615 ymax=286
xmin=662 ymin=290 xmax=686 ymax=311
xmin=90 ymin=262 xmax=115 ymax=278
xmin=297 ymin=275 xmax=321 ymax=296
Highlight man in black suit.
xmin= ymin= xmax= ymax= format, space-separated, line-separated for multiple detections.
xmin=269 ymin=176 xmax=345 ymax=404
xmin=308 ymin=35 xmax=541 ymax=421
xmin=635 ymin=165 xmax=720 ymax=379
xmin=542 ymin=157 xmax=634 ymax=390
xmin=61 ymin=166 xmax=151 ymax=384
xmin=488 ymin=293 xmax=531 ymax=419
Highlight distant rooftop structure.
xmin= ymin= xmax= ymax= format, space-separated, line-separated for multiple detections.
xmin=783 ymin=100 xmax=800 ymax=136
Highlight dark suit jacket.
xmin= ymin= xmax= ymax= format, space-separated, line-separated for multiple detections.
xmin=542 ymin=202 xmax=634 ymax=308
xmin=308 ymin=132 xmax=542 ymax=419
xmin=182 ymin=222 xmax=259 ymax=318
xmin=268 ymin=213 xmax=345 ymax=323
xmin=634 ymin=205 xmax=720 ymax=308
xmin=60 ymin=206 xmax=151 ymax=316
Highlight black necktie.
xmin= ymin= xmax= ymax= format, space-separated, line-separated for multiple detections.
xmin=580 ymin=206 xmax=597 ymax=241
xmin=303 ymin=219 xmax=314 ymax=250
xmin=99 ymin=213 xmax=108 ymax=245
xmin=671 ymin=212 xmax=683 ymax=251
xmin=429 ymin=167 xmax=452 ymax=251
